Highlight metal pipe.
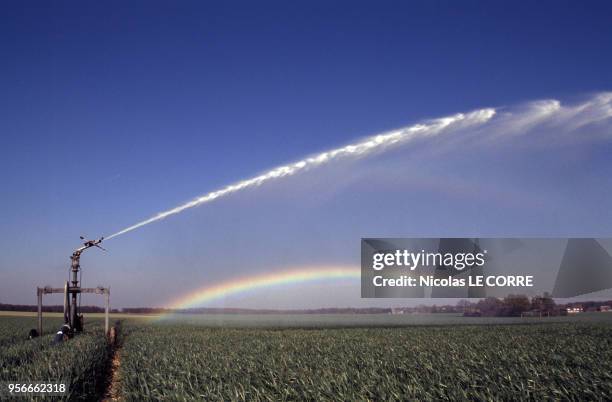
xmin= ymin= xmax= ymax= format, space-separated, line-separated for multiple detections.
xmin=63 ymin=282 xmax=69 ymax=323
xmin=70 ymin=294 xmax=76 ymax=329
xmin=105 ymin=290 xmax=110 ymax=335
xmin=37 ymin=288 xmax=42 ymax=336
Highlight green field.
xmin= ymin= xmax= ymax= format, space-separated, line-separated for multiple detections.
xmin=0 ymin=316 xmax=111 ymax=400
xmin=1 ymin=313 xmax=611 ymax=400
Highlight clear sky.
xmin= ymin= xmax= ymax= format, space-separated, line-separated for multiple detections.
xmin=1 ymin=1 xmax=612 ymax=308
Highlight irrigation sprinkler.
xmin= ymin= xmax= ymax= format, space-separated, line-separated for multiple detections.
xmin=36 ymin=236 xmax=110 ymax=337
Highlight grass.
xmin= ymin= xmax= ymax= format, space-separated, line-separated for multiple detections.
xmin=1 ymin=313 xmax=612 ymax=400
xmin=0 ymin=319 xmax=111 ymax=400
xmin=116 ymin=320 xmax=612 ymax=400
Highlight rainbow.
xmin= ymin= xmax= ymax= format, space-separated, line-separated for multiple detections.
xmin=165 ymin=266 xmax=360 ymax=311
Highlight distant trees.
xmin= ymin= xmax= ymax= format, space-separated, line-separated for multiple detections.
xmin=456 ymin=299 xmax=471 ymax=312
xmin=475 ymin=297 xmax=504 ymax=316
xmin=0 ymin=303 xmax=106 ymax=313
xmin=460 ymin=293 xmax=558 ymax=317
xmin=530 ymin=292 xmax=556 ymax=315
xmin=501 ymin=295 xmax=531 ymax=316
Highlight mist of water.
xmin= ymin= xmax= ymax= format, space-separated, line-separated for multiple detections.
xmin=105 ymin=108 xmax=495 ymax=239
xmin=106 ymin=92 xmax=612 ymax=240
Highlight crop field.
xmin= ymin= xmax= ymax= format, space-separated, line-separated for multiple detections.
xmin=117 ymin=321 xmax=612 ymax=400
xmin=1 ymin=313 xmax=611 ymax=400
xmin=0 ymin=316 xmax=111 ymax=400
xmin=0 ymin=316 xmax=64 ymax=347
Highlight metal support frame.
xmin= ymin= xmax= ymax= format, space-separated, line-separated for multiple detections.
xmin=36 ymin=286 xmax=110 ymax=336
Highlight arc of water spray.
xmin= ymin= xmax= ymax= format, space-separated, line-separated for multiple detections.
xmin=105 ymin=108 xmax=496 ymax=240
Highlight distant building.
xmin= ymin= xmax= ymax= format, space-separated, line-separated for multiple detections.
xmin=567 ymin=306 xmax=583 ymax=314
xmin=599 ymin=305 xmax=611 ymax=312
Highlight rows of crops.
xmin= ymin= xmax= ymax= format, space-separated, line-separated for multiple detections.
xmin=117 ymin=322 xmax=612 ymax=400
xmin=0 ymin=317 xmax=111 ymax=400
xmin=2 ymin=315 xmax=611 ymax=400
xmin=0 ymin=316 xmax=63 ymax=347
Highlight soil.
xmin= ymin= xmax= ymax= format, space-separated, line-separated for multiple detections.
xmin=101 ymin=349 xmax=121 ymax=401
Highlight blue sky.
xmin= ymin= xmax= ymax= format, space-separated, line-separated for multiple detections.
xmin=1 ymin=1 xmax=612 ymax=308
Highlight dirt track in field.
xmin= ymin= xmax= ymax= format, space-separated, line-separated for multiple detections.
xmin=102 ymin=323 xmax=123 ymax=401
xmin=102 ymin=350 xmax=121 ymax=401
